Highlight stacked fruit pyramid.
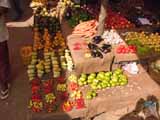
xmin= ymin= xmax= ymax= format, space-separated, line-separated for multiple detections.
xmin=27 ymin=19 xmax=76 ymax=112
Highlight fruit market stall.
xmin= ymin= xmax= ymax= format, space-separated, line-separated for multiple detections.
xmin=23 ymin=0 xmax=160 ymax=119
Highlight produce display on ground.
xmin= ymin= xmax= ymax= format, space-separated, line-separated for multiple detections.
xmin=125 ymin=32 xmax=160 ymax=55
xmin=26 ymin=29 xmax=77 ymax=112
xmin=23 ymin=0 xmax=160 ymax=116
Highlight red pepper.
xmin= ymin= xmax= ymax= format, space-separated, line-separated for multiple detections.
xmin=57 ymin=77 xmax=65 ymax=83
xmin=68 ymin=82 xmax=79 ymax=91
xmin=44 ymin=88 xmax=52 ymax=94
xmin=62 ymin=101 xmax=73 ymax=112
xmin=31 ymin=79 xmax=40 ymax=86
xmin=75 ymin=98 xmax=85 ymax=109
xmin=31 ymin=85 xmax=40 ymax=94
xmin=31 ymin=94 xmax=42 ymax=101
xmin=59 ymin=92 xmax=69 ymax=101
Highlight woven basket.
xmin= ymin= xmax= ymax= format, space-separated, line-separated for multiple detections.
xmin=20 ymin=46 xmax=33 ymax=66
xmin=148 ymin=65 xmax=160 ymax=85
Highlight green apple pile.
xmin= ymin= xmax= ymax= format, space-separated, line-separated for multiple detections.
xmin=27 ymin=52 xmax=38 ymax=81
xmin=57 ymin=83 xmax=67 ymax=92
xmin=86 ymin=90 xmax=97 ymax=100
xmin=51 ymin=51 xmax=61 ymax=78
xmin=65 ymin=49 xmax=74 ymax=71
xmin=36 ymin=60 xmax=45 ymax=78
xmin=44 ymin=52 xmax=52 ymax=73
xmin=78 ymin=74 xmax=88 ymax=86
xmin=78 ymin=68 xmax=128 ymax=90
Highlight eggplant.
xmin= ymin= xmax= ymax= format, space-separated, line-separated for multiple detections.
xmin=90 ymin=49 xmax=103 ymax=58
xmin=88 ymin=43 xmax=98 ymax=50
xmin=99 ymin=44 xmax=111 ymax=54
xmin=91 ymin=50 xmax=97 ymax=58
xmin=102 ymin=44 xmax=111 ymax=49
xmin=92 ymin=36 xmax=103 ymax=44
xmin=96 ymin=51 xmax=103 ymax=58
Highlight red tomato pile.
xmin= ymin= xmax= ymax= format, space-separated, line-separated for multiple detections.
xmin=62 ymin=79 xmax=85 ymax=112
xmin=116 ymin=45 xmax=137 ymax=54
xmin=105 ymin=10 xmax=134 ymax=29
xmin=62 ymin=98 xmax=85 ymax=112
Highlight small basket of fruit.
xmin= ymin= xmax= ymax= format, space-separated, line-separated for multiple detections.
xmin=20 ymin=46 xmax=33 ymax=65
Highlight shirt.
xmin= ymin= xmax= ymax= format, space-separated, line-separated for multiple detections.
xmin=0 ymin=0 xmax=10 ymax=42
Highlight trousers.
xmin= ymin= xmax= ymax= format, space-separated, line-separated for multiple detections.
xmin=97 ymin=0 xmax=108 ymax=36
xmin=0 ymin=41 xmax=10 ymax=89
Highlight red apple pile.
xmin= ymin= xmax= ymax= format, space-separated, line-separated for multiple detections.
xmin=29 ymin=78 xmax=43 ymax=112
xmin=105 ymin=9 xmax=134 ymax=29
xmin=42 ymin=80 xmax=57 ymax=112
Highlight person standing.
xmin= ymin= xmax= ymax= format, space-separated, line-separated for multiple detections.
xmin=0 ymin=0 xmax=11 ymax=100
xmin=97 ymin=0 xmax=108 ymax=36
xmin=9 ymin=0 xmax=22 ymax=21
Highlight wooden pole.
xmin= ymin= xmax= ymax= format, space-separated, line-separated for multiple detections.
xmin=97 ymin=0 xmax=108 ymax=36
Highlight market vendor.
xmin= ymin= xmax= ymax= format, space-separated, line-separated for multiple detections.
xmin=0 ymin=0 xmax=11 ymax=100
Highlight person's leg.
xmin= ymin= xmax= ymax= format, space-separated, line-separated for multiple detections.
xmin=97 ymin=0 xmax=108 ymax=36
xmin=0 ymin=41 xmax=10 ymax=99
xmin=10 ymin=0 xmax=23 ymax=20
xmin=14 ymin=0 xmax=22 ymax=13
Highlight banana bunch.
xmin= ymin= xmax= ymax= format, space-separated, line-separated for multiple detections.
xmin=27 ymin=52 xmax=38 ymax=81
xmin=57 ymin=83 xmax=67 ymax=92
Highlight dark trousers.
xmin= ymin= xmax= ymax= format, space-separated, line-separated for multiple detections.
xmin=10 ymin=0 xmax=22 ymax=15
xmin=0 ymin=41 xmax=10 ymax=90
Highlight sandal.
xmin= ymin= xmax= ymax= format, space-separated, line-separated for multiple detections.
xmin=119 ymin=98 xmax=145 ymax=120
xmin=0 ymin=84 xmax=10 ymax=100
xmin=143 ymin=95 xmax=160 ymax=119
